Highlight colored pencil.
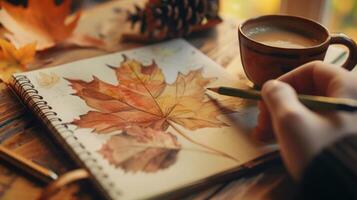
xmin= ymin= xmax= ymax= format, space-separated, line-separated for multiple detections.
xmin=207 ymin=87 xmax=357 ymax=112
xmin=0 ymin=145 xmax=58 ymax=183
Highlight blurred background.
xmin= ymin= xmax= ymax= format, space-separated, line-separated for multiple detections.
xmin=221 ymin=0 xmax=357 ymax=40
xmin=5 ymin=0 xmax=357 ymax=40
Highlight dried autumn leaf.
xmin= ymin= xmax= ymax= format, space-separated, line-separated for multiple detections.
xmin=99 ymin=126 xmax=180 ymax=173
xmin=0 ymin=0 xmax=105 ymax=51
xmin=67 ymin=55 xmax=241 ymax=134
xmin=0 ymin=38 xmax=35 ymax=81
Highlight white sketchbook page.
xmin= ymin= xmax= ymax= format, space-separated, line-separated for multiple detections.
xmin=15 ymin=39 xmax=276 ymax=200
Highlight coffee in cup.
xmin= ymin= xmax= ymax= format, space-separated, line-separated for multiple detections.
xmin=247 ymin=26 xmax=320 ymax=49
xmin=238 ymin=15 xmax=357 ymax=87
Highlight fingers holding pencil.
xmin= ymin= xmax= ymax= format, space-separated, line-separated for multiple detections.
xmin=207 ymin=86 xmax=357 ymax=112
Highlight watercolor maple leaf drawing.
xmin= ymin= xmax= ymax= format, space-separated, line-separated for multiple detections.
xmin=67 ymin=55 xmax=242 ymax=172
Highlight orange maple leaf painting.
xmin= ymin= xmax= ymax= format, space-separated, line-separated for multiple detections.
xmin=67 ymin=55 xmax=241 ymax=172
xmin=0 ymin=0 xmax=104 ymax=50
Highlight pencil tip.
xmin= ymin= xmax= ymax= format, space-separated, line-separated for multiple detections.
xmin=50 ymin=172 xmax=59 ymax=180
xmin=207 ymin=87 xmax=219 ymax=93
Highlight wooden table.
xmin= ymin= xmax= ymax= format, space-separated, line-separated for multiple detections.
xmin=0 ymin=1 xmax=296 ymax=199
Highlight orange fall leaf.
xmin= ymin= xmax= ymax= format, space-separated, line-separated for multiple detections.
xmin=0 ymin=38 xmax=36 ymax=82
xmin=0 ymin=0 xmax=105 ymax=51
xmin=67 ymin=55 xmax=242 ymax=171
xmin=67 ymin=55 xmax=241 ymax=133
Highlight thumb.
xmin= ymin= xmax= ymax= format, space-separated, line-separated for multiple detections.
xmin=262 ymin=80 xmax=312 ymax=128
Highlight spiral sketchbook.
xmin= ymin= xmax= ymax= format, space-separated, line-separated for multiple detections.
xmin=10 ymin=39 xmax=276 ymax=200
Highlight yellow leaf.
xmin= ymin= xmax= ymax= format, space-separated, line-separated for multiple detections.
xmin=0 ymin=39 xmax=36 ymax=82
xmin=0 ymin=0 xmax=105 ymax=50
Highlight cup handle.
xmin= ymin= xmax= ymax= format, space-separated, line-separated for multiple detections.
xmin=330 ymin=33 xmax=357 ymax=71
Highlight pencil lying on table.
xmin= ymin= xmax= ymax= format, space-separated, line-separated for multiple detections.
xmin=207 ymin=87 xmax=357 ymax=112
xmin=0 ymin=145 xmax=58 ymax=183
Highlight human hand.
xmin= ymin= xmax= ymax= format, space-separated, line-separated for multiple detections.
xmin=254 ymin=61 xmax=357 ymax=181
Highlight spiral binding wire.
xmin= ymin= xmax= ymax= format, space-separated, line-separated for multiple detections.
xmin=10 ymin=75 xmax=121 ymax=199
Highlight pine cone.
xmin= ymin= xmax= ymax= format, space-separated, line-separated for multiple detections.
xmin=126 ymin=0 xmax=221 ymax=41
